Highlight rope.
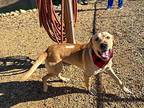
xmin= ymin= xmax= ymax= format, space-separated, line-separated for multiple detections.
xmin=36 ymin=0 xmax=77 ymax=43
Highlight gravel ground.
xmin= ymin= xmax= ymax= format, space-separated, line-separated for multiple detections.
xmin=0 ymin=0 xmax=144 ymax=108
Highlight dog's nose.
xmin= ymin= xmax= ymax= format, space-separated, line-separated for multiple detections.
xmin=100 ymin=43 xmax=108 ymax=51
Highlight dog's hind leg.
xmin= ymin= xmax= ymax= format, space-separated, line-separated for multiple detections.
xmin=42 ymin=73 xmax=55 ymax=92
xmin=43 ymin=62 xmax=64 ymax=92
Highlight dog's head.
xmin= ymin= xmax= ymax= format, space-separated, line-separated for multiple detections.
xmin=90 ymin=32 xmax=114 ymax=60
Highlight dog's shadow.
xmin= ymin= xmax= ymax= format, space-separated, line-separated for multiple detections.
xmin=0 ymin=81 xmax=144 ymax=108
xmin=0 ymin=56 xmax=88 ymax=107
xmin=0 ymin=57 xmax=144 ymax=107
xmin=0 ymin=81 xmax=88 ymax=107
xmin=0 ymin=56 xmax=45 ymax=76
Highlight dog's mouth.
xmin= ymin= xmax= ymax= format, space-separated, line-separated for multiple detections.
xmin=98 ymin=49 xmax=112 ymax=60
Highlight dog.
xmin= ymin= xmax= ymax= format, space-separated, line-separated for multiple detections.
xmin=22 ymin=32 xmax=132 ymax=94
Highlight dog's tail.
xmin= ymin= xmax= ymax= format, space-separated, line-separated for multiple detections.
xmin=22 ymin=52 xmax=47 ymax=80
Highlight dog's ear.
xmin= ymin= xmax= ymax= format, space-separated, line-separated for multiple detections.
xmin=113 ymin=36 xmax=115 ymax=45
xmin=92 ymin=34 xmax=95 ymax=37
xmin=92 ymin=33 xmax=98 ymax=37
xmin=110 ymin=34 xmax=115 ymax=46
xmin=111 ymin=34 xmax=114 ymax=40
xmin=86 ymin=38 xmax=92 ymax=48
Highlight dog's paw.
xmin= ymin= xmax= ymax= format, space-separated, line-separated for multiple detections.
xmin=58 ymin=73 xmax=71 ymax=82
xmin=123 ymin=86 xmax=132 ymax=94
xmin=61 ymin=77 xmax=71 ymax=83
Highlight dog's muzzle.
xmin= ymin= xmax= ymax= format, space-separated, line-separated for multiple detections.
xmin=100 ymin=43 xmax=108 ymax=52
xmin=98 ymin=43 xmax=112 ymax=60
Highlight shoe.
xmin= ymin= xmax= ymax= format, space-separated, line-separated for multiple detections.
xmin=118 ymin=6 xmax=123 ymax=9
xmin=83 ymin=0 xmax=88 ymax=5
xmin=107 ymin=7 xmax=112 ymax=10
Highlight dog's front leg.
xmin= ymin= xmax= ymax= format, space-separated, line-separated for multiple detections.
xmin=84 ymin=72 xmax=100 ymax=95
xmin=107 ymin=67 xmax=132 ymax=94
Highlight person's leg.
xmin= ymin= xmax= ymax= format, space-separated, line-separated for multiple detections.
xmin=107 ymin=0 xmax=114 ymax=9
xmin=118 ymin=0 xmax=123 ymax=9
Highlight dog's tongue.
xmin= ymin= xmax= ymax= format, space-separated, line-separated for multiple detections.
xmin=101 ymin=50 xmax=110 ymax=60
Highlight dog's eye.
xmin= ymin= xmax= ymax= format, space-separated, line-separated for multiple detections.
xmin=106 ymin=36 xmax=110 ymax=39
xmin=95 ymin=37 xmax=99 ymax=41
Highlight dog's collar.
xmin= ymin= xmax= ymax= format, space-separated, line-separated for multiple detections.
xmin=91 ymin=49 xmax=113 ymax=68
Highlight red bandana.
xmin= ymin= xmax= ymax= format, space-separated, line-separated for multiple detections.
xmin=92 ymin=49 xmax=113 ymax=68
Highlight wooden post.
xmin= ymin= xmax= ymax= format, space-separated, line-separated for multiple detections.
xmin=64 ymin=0 xmax=76 ymax=44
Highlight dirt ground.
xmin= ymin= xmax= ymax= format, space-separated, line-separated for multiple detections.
xmin=0 ymin=0 xmax=144 ymax=108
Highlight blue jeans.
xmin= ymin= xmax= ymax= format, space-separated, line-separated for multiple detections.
xmin=107 ymin=0 xmax=123 ymax=8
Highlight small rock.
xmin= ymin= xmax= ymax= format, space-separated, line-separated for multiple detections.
xmin=20 ymin=9 xmax=27 ymax=14
xmin=0 ymin=14 xmax=2 ymax=17
xmin=10 ymin=12 xmax=19 ymax=16
xmin=5 ymin=12 xmax=10 ymax=16
xmin=15 ymin=10 xmax=19 ymax=14
xmin=32 ymin=9 xmax=37 ymax=12
xmin=27 ymin=9 xmax=33 ymax=12
xmin=2 ymin=13 xmax=6 ymax=17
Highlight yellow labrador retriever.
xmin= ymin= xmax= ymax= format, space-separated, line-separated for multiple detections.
xmin=22 ymin=32 xmax=132 ymax=94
